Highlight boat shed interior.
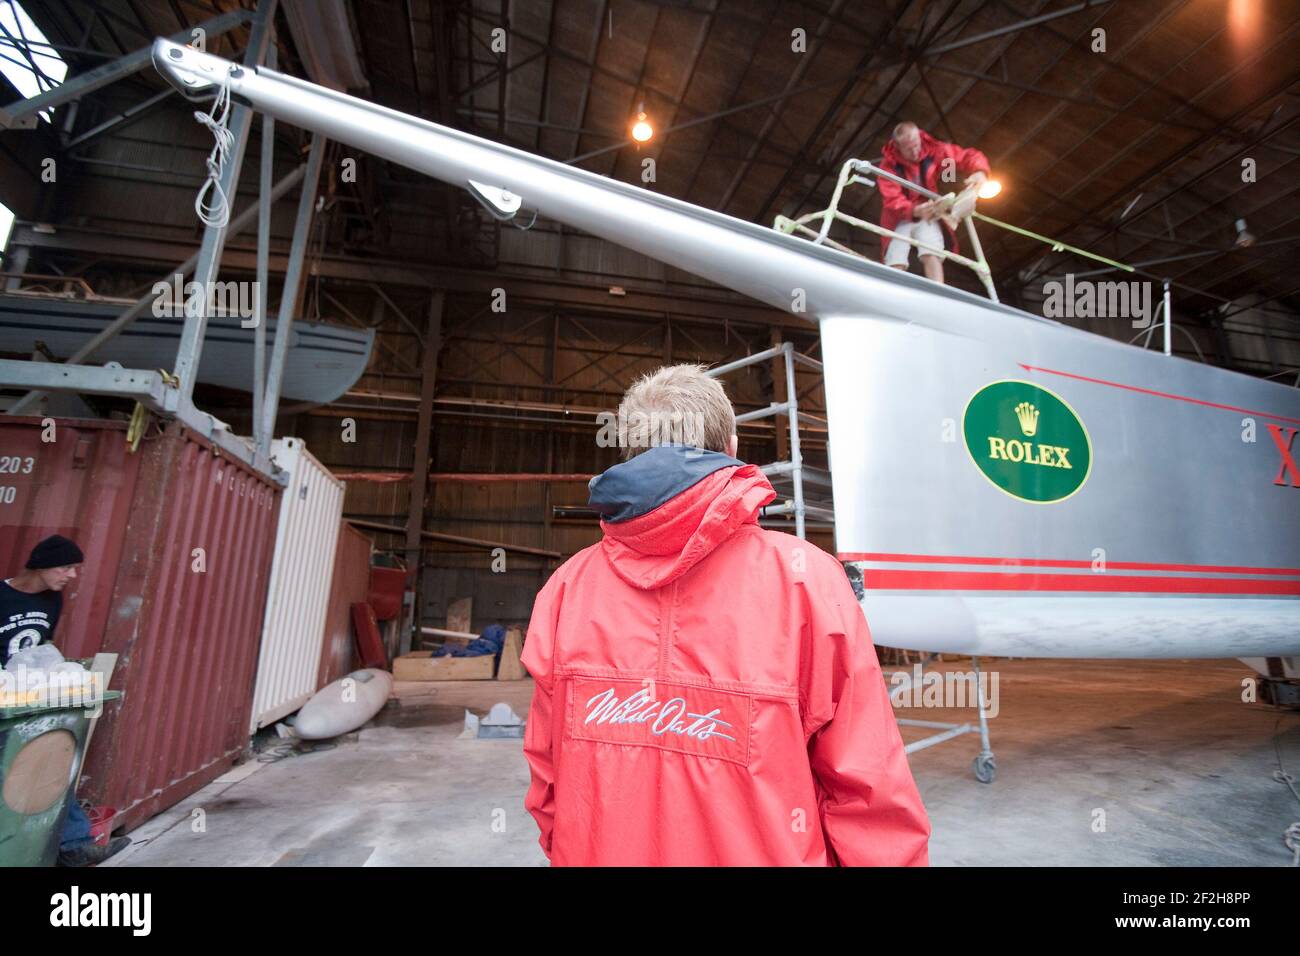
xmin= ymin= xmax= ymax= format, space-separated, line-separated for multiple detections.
xmin=0 ymin=0 xmax=1297 ymax=874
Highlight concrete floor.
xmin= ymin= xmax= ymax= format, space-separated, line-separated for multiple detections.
xmin=104 ymin=658 xmax=1300 ymax=867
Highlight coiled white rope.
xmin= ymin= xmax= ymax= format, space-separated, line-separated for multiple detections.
xmin=193 ymin=79 xmax=235 ymax=228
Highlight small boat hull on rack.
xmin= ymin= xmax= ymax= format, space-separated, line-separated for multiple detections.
xmin=0 ymin=292 xmax=373 ymax=405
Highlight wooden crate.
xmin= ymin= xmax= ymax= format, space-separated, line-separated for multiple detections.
xmin=392 ymin=651 xmax=494 ymax=681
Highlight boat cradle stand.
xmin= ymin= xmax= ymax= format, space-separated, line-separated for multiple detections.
xmin=888 ymin=653 xmax=997 ymax=784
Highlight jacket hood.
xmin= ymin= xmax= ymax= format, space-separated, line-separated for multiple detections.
xmin=588 ymin=445 xmax=776 ymax=590
xmin=881 ymin=127 xmax=940 ymax=166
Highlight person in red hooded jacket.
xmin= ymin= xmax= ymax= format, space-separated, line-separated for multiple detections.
xmin=878 ymin=121 xmax=990 ymax=284
xmin=521 ymin=363 xmax=931 ymax=866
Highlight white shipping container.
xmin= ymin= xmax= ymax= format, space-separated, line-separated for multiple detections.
xmin=249 ymin=437 xmax=346 ymax=733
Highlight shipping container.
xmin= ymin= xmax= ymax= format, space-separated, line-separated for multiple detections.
xmin=0 ymin=418 xmax=141 ymax=658
xmin=317 ymin=523 xmax=372 ymax=687
xmin=77 ymin=421 xmax=281 ymax=832
xmin=248 ymin=438 xmax=345 ymax=733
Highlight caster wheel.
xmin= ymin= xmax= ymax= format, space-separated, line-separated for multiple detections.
xmin=973 ymin=753 xmax=996 ymax=784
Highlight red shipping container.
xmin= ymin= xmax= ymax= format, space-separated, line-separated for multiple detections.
xmin=317 ymin=522 xmax=372 ymax=687
xmin=77 ymin=421 xmax=281 ymax=832
xmin=1 ymin=417 xmax=282 ymax=834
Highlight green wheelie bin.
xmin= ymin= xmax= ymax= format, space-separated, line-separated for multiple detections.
xmin=0 ymin=682 xmax=121 ymax=867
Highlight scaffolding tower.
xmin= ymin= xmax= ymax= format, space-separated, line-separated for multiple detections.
xmin=706 ymin=341 xmax=831 ymax=540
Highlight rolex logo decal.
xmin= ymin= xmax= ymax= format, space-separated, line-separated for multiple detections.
xmin=963 ymin=381 xmax=1093 ymax=503
xmin=1014 ymin=401 xmax=1039 ymax=436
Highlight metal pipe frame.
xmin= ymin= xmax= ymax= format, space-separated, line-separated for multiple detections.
xmin=777 ymin=159 xmax=999 ymax=301
xmin=252 ymin=42 xmax=277 ymax=449
xmin=0 ymin=361 xmax=169 ymax=404
xmin=258 ymin=131 xmax=326 ymax=456
xmin=173 ymin=0 xmax=279 ymax=410
xmin=1163 ymin=278 xmax=1173 ymax=357
xmin=890 ymin=654 xmax=995 ymax=780
xmin=166 ymin=0 xmax=281 ymax=477
xmin=707 ymin=341 xmax=809 ymax=538
xmin=783 ymin=342 xmax=806 ymax=540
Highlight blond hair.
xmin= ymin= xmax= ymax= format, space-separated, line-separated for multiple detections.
xmin=616 ymin=363 xmax=736 ymax=460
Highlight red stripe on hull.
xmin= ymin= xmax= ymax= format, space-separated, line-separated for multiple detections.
xmin=839 ymin=552 xmax=1300 ymax=577
xmin=861 ymin=569 xmax=1300 ymax=595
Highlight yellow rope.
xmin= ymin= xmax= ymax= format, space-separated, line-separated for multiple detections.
xmin=125 ymin=370 xmax=178 ymax=453
xmin=126 ymin=402 xmax=148 ymax=453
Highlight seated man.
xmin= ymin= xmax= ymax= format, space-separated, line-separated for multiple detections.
xmin=2 ymin=534 xmax=129 ymax=866
xmin=878 ymin=120 xmax=990 ymax=284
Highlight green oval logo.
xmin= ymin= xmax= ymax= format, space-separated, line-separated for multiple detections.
xmin=962 ymin=380 xmax=1092 ymax=503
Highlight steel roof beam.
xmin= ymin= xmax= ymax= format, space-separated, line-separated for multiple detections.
xmin=715 ymin=0 xmax=848 ymax=213
xmin=761 ymin=0 xmax=1126 ymax=222
xmin=0 ymin=8 xmax=253 ymax=129
xmin=997 ymin=80 xmax=1300 ymax=287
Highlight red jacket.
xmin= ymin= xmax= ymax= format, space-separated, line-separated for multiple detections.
xmin=877 ymin=128 xmax=989 ymax=259
xmin=521 ymin=445 xmax=931 ymax=866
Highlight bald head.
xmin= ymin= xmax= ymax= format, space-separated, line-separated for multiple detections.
xmin=892 ymin=121 xmax=923 ymax=163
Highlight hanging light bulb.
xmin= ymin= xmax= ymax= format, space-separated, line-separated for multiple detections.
xmin=631 ymin=102 xmax=653 ymax=143
xmin=978 ymin=178 xmax=1002 ymax=199
xmin=1234 ymin=217 xmax=1255 ymax=248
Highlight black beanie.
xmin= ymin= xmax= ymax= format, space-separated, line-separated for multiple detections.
xmin=26 ymin=534 xmax=85 ymax=570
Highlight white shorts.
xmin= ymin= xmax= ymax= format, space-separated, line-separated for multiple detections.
xmin=884 ymin=218 xmax=945 ymax=267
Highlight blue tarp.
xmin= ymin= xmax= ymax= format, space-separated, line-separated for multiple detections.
xmin=433 ymin=624 xmax=506 ymax=658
